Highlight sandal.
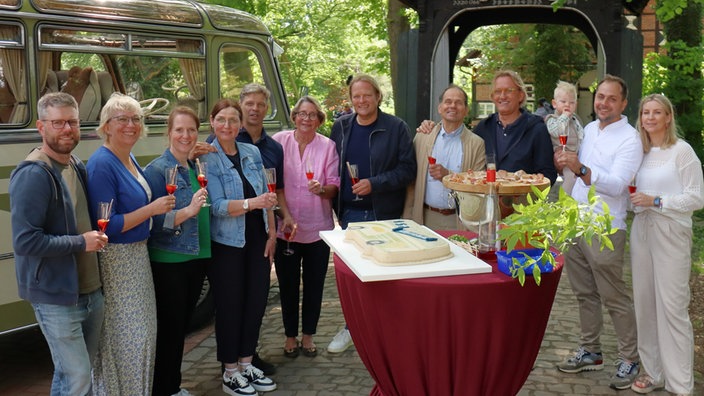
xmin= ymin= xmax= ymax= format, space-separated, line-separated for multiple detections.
xmin=301 ymin=344 xmax=317 ymax=357
xmin=630 ymin=374 xmax=664 ymax=394
xmin=283 ymin=341 xmax=300 ymax=358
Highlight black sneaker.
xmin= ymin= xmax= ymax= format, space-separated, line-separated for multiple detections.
xmin=222 ymin=372 xmax=256 ymax=396
xmin=241 ymin=365 xmax=277 ymax=392
xmin=252 ymin=352 xmax=276 ymax=375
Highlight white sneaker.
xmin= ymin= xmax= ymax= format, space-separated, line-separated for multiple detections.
xmin=171 ymin=390 xmax=194 ymax=396
xmin=327 ymin=327 xmax=353 ymax=353
xmin=241 ymin=364 xmax=277 ymax=392
xmin=222 ymin=371 xmax=256 ymax=396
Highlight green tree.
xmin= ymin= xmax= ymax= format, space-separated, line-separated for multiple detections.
xmin=206 ymin=0 xmax=390 ymax=133
xmin=654 ymin=0 xmax=703 ymax=159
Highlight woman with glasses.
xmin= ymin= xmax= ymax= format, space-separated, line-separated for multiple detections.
xmin=87 ymin=93 xmax=176 ymax=395
xmin=202 ymin=98 xmax=279 ymax=395
xmin=143 ymin=106 xmax=210 ymax=396
xmin=271 ymin=96 xmax=339 ymax=358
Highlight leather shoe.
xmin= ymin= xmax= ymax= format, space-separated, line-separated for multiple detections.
xmin=253 ymin=352 xmax=276 ymax=375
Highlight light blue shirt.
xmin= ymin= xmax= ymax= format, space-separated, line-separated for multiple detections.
xmin=425 ymin=124 xmax=464 ymax=209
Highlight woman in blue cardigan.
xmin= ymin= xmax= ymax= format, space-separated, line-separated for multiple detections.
xmin=87 ymin=93 xmax=175 ymax=395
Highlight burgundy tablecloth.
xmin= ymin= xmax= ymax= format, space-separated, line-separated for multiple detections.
xmin=334 ymin=230 xmax=563 ymax=396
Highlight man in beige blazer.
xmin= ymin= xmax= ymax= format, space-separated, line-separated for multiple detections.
xmin=403 ymin=84 xmax=486 ymax=230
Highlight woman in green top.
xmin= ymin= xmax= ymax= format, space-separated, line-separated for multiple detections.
xmin=143 ymin=106 xmax=211 ymax=396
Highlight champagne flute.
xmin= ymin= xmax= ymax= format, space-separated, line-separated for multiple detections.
xmin=347 ymin=162 xmax=362 ymax=201
xmin=264 ymin=168 xmax=280 ymax=209
xmin=628 ymin=177 xmax=637 ymax=194
xmin=195 ymin=159 xmax=210 ymax=207
xmin=305 ymin=159 xmax=315 ymax=195
xmin=165 ymin=167 xmax=177 ymax=196
xmin=558 ymin=126 xmax=568 ymax=152
xmin=282 ymin=225 xmax=294 ymax=256
xmin=305 ymin=159 xmax=314 ymax=181
xmin=97 ymin=201 xmax=112 ymax=252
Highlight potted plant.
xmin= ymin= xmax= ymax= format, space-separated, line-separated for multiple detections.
xmin=497 ymin=185 xmax=617 ymax=286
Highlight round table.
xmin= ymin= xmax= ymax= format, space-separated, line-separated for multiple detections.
xmin=333 ymin=230 xmax=563 ymax=396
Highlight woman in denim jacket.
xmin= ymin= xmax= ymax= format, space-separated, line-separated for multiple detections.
xmin=201 ymin=98 xmax=279 ymax=395
xmin=143 ymin=106 xmax=210 ymax=396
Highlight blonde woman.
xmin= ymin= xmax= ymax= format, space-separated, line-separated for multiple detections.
xmin=629 ymin=94 xmax=704 ymax=396
xmin=87 ymin=93 xmax=175 ymax=395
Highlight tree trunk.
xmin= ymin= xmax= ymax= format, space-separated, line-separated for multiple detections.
xmin=387 ymin=0 xmax=410 ymax=112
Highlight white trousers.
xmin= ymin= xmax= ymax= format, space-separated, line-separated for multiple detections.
xmin=630 ymin=211 xmax=694 ymax=395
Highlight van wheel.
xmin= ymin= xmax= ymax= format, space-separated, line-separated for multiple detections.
xmin=188 ymin=276 xmax=215 ymax=332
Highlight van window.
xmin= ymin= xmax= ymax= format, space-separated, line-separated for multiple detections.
xmin=37 ymin=26 xmax=206 ymax=123
xmin=0 ymin=23 xmax=27 ymax=124
xmin=219 ymin=44 xmax=271 ymax=117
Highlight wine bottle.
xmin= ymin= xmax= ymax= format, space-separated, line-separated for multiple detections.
xmin=478 ymin=171 xmax=501 ymax=254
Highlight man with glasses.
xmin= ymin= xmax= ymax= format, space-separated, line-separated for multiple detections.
xmin=9 ymin=92 xmax=108 ymax=395
xmin=473 ymin=70 xmax=556 ymax=183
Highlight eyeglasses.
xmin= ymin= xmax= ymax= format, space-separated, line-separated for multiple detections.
xmin=213 ymin=117 xmax=239 ymax=126
xmin=295 ymin=112 xmax=318 ymax=121
xmin=42 ymin=119 xmax=79 ymax=129
xmin=109 ymin=115 xmax=143 ymax=126
xmin=492 ymin=88 xmax=519 ymax=97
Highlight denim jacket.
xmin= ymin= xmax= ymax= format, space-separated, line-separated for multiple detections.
xmin=143 ymin=149 xmax=203 ymax=255
xmin=205 ymin=139 xmax=270 ymax=248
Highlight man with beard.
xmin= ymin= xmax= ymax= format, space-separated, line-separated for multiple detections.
xmin=9 ymin=92 xmax=108 ymax=395
xmin=555 ymin=74 xmax=643 ymax=390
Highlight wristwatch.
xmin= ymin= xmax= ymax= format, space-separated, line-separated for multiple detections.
xmin=577 ymin=165 xmax=588 ymax=177
xmin=243 ymin=199 xmax=249 ymax=212
xmin=653 ymin=196 xmax=662 ymax=209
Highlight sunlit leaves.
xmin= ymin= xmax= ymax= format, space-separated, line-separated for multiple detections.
xmin=498 ymin=185 xmax=615 ymax=286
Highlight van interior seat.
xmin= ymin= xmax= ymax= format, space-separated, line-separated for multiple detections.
xmin=44 ymin=70 xmax=59 ymax=94
xmin=96 ymin=71 xmax=114 ymax=107
xmin=58 ymin=66 xmax=101 ymax=121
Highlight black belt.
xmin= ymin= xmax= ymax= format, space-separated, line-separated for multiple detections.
xmin=424 ymin=204 xmax=456 ymax=216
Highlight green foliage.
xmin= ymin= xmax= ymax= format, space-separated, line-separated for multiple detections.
xmin=461 ymin=24 xmax=596 ymax=101
xmin=206 ymin=0 xmax=392 ymax=125
xmin=693 ymin=209 xmax=704 ymax=274
xmin=498 ymin=185 xmax=616 ymax=286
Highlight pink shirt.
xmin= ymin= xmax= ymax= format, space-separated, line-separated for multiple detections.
xmin=272 ymin=130 xmax=340 ymax=243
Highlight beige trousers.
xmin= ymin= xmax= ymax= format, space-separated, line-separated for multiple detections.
xmin=631 ymin=211 xmax=694 ymax=394
xmin=564 ymin=229 xmax=639 ymax=361
xmin=423 ymin=207 xmax=460 ymax=231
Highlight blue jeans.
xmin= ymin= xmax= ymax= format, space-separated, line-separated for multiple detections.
xmin=340 ymin=208 xmax=376 ymax=229
xmin=32 ymin=289 xmax=104 ymax=396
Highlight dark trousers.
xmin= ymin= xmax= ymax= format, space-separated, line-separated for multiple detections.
xmin=274 ymin=239 xmax=330 ymax=337
xmin=151 ymin=258 xmax=206 ymax=396
xmin=208 ymin=236 xmax=270 ymax=364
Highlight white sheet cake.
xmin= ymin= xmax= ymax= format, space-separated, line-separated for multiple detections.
xmin=344 ymin=219 xmax=453 ymax=266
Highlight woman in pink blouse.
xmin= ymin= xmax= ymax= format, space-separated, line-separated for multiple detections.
xmin=272 ymin=96 xmax=340 ymax=358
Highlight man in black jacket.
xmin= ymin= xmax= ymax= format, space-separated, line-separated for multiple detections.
xmin=327 ymin=74 xmax=416 ymax=353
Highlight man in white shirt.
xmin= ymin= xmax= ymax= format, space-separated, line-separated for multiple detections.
xmin=403 ymin=84 xmax=485 ymax=230
xmin=555 ymin=74 xmax=643 ymax=390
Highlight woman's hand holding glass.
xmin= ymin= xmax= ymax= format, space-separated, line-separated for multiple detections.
xmin=246 ymin=192 xmax=278 ymax=212
xmin=183 ymin=187 xmax=209 ymax=217
xmin=151 ymin=194 xmax=177 ymax=216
